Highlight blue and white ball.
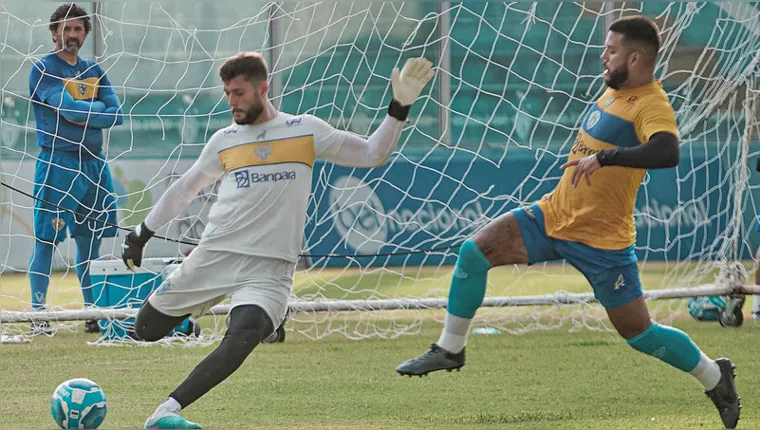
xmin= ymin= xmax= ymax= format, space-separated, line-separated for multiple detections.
xmin=51 ymin=378 xmax=108 ymax=429
xmin=687 ymin=296 xmax=726 ymax=321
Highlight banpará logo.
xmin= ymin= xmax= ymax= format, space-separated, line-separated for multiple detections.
xmin=570 ymin=135 xmax=599 ymax=156
xmin=234 ymin=170 xmax=296 ymax=188
xmin=235 ymin=171 xmax=250 ymax=188
xmin=251 ymin=171 xmax=295 ymax=183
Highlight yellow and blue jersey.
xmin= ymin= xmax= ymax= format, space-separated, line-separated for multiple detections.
xmin=29 ymin=53 xmax=119 ymax=154
xmin=538 ymin=81 xmax=680 ymax=250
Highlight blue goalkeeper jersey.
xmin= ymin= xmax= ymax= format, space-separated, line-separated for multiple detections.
xmin=29 ymin=53 xmax=119 ymax=154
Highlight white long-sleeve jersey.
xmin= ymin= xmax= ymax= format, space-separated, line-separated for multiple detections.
xmin=144 ymin=112 xmax=403 ymax=263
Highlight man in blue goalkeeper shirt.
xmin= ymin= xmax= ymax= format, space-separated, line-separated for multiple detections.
xmin=28 ymin=3 xmax=124 ymax=335
xmin=397 ymin=16 xmax=741 ymax=429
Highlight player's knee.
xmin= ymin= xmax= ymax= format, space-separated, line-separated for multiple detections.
xmin=225 ymin=305 xmax=275 ymax=348
xmin=457 ymin=239 xmax=492 ymax=274
xmin=218 ymin=307 xmax=275 ymax=365
xmin=133 ymin=312 xmax=164 ymax=342
xmin=625 ymin=322 xmax=658 ymax=353
xmin=133 ymin=301 xmax=184 ymax=342
xmin=133 ymin=321 xmax=162 ymax=342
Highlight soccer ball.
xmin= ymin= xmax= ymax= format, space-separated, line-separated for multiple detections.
xmin=51 ymin=378 xmax=108 ymax=429
xmin=687 ymin=295 xmax=745 ymax=328
xmin=687 ymin=296 xmax=726 ymax=322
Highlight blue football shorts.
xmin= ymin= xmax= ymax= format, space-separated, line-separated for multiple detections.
xmin=33 ymin=150 xmax=118 ymax=242
xmin=513 ymin=204 xmax=642 ymax=309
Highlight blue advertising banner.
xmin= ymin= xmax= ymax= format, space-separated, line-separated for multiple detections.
xmin=306 ymin=148 xmax=749 ymax=267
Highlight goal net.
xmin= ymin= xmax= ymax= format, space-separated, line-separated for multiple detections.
xmin=2 ymin=2 xmax=760 ymax=343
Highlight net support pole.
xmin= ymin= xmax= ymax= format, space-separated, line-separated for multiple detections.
xmin=269 ymin=3 xmax=284 ymax=110
xmin=92 ymin=2 xmax=105 ymax=62
xmin=603 ymin=2 xmax=616 ymax=31
xmin=437 ymin=2 xmax=451 ymax=147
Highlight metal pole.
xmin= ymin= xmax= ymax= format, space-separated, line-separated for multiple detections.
xmin=92 ymin=2 xmax=104 ymax=61
xmin=4 ymin=283 xmax=759 ymax=323
xmin=603 ymin=2 xmax=616 ymax=32
xmin=437 ymin=2 xmax=451 ymax=147
xmin=269 ymin=3 xmax=284 ymax=110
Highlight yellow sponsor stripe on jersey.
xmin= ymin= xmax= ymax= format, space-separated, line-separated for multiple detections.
xmin=62 ymin=77 xmax=100 ymax=100
xmin=218 ymin=135 xmax=316 ymax=172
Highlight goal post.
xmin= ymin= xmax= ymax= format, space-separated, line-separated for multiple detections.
xmin=2 ymin=2 xmax=760 ymax=342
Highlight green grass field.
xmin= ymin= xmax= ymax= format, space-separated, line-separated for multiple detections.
xmin=1 ymin=263 xmax=757 ymax=429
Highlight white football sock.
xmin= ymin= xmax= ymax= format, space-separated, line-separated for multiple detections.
xmin=152 ymin=397 xmax=182 ymax=418
xmin=689 ymin=352 xmax=721 ymax=391
xmin=436 ymin=312 xmax=472 ymax=354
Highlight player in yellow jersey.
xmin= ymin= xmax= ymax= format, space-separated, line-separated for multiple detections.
xmin=397 ymin=16 xmax=741 ymax=429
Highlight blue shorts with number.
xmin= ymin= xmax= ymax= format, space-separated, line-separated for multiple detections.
xmin=513 ymin=204 xmax=642 ymax=309
xmin=33 ymin=150 xmax=118 ymax=243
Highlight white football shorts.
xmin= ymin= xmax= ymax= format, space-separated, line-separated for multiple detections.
xmin=147 ymin=246 xmax=295 ymax=326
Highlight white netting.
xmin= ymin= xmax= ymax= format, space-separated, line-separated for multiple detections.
xmin=1 ymin=2 xmax=760 ymax=344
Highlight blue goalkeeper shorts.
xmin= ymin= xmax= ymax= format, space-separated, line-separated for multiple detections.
xmin=33 ymin=150 xmax=118 ymax=243
xmin=513 ymin=204 xmax=642 ymax=309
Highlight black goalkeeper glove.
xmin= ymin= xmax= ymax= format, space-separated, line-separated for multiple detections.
xmin=121 ymin=222 xmax=155 ymax=272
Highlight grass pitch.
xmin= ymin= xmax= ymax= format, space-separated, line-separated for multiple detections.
xmin=0 ymin=263 xmax=758 ymax=429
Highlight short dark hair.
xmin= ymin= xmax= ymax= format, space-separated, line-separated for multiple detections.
xmin=49 ymin=3 xmax=91 ymax=34
xmin=219 ymin=52 xmax=269 ymax=83
xmin=609 ymin=15 xmax=661 ymax=63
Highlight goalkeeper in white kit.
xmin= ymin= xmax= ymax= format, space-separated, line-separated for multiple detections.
xmin=121 ymin=52 xmax=434 ymax=429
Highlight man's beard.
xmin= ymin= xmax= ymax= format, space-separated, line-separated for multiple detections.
xmin=233 ymin=104 xmax=263 ymax=125
xmin=63 ymin=38 xmax=80 ymax=54
xmin=605 ymin=64 xmax=629 ymax=90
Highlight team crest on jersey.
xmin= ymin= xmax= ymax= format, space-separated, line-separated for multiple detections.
xmin=586 ymin=110 xmax=601 ymax=129
xmin=51 ymin=218 xmax=66 ymax=231
xmin=255 ymin=145 xmax=273 ymax=161
xmin=77 ymin=82 xmax=88 ymax=96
